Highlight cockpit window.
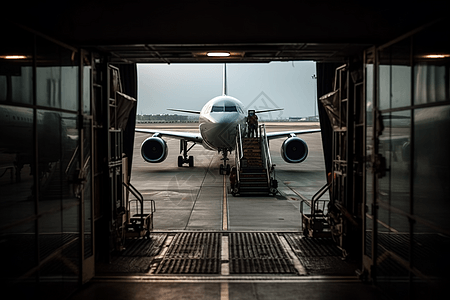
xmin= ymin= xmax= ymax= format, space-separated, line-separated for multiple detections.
xmin=211 ymin=105 xmax=224 ymax=112
xmin=225 ymin=105 xmax=237 ymax=112
xmin=211 ymin=105 xmax=238 ymax=112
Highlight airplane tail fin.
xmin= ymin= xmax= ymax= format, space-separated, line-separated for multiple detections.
xmin=222 ymin=63 xmax=227 ymax=96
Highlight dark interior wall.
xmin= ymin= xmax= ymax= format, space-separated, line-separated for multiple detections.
xmin=316 ymin=62 xmax=342 ymax=178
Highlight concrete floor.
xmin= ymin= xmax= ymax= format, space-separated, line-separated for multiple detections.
xmin=69 ymin=122 xmax=388 ymax=300
xmin=74 ymin=281 xmax=386 ymax=300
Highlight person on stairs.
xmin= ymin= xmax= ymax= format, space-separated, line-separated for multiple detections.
xmin=247 ymin=110 xmax=258 ymax=138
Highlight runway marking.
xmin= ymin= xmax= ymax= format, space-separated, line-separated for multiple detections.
xmin=222 ymin=174 xmax=228 ymax=231
xmin=220 ymin=282 xmax=229 ymax=300
xmin=221 ymin=235 xmax=230 ymax=276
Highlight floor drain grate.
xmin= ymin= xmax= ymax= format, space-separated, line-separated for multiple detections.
xmin=155 ymin=233 xmax=221 ymax=274
xmin=229 ymin=233 xmax=296 ymax=274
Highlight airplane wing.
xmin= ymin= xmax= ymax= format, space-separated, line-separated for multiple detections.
xmin=266 ymin=129 xmax=321 ymax=140
xmin=167 ymin=108 xmax=201 ymax=114
xmin=255 ymin=108 xmax=284 ymax=114
xmin=135 ymin=128 xmax=203 ymax=143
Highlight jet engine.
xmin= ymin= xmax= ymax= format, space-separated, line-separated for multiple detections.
xmin=280 ymin=137 xmax=308 ymax=163
xmin=141 ymin=137 xmax=168 ymax=163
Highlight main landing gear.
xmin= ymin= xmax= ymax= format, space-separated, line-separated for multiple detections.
xmin=178 ymin=139 xmax=195 ymax=167
xmin=219 ymin=148 xmax=231 ymax=175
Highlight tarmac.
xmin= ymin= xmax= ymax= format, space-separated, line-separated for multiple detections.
xmin=70 ymin=122 xmax=387 ymax=300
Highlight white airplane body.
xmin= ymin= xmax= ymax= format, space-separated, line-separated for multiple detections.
xmin=136 ymin=65 xmax=320 ymax=174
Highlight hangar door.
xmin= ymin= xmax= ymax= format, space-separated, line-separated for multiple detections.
xmin=363 ymin=21 xmax=450 ymax=299
xmin=0 ymin=24 xmax=94 ymax=298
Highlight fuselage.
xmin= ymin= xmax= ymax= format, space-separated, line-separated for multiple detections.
xmin=198 ymin=95 xmax=247 ymax=151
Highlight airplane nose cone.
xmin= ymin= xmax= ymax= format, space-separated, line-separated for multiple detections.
xmin=200 ymin=118 xmax=238 ymax=149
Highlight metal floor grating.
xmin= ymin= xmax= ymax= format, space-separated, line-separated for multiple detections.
xmin=283 ymin=233 xmax=357 ymax=276
xmin=96 ymin=234 xmax=167 ymax=274
xmin=95 ymin=232 xmax=361 ymax=276
xmin=374 ymin=233 xmax=450 ymax=277
xmin=155 ymin=232 xmax=221 ymax=274
xmin=229 ymin=233 xmax=297 ymax=274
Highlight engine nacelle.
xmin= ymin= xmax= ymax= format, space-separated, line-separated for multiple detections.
xmin=280 ymin=137 xmax=308 ymax=163
xmin=141 ymin=137 xmax=168 ymax=163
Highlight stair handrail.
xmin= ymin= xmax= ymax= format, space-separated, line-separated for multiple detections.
xmin=259 ymin=124 xmax=274 ymax=187
xmin=311 ymin=182 xmax=331 ymax=215
xmin=300 ymin=181 xmax=331 ymax=220
xmin=235 ymin=124 xmax=244 ymax=183
xmin=123 ymin=181 xmax=156 ymax=228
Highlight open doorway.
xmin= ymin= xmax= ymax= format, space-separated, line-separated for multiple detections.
xmin=131 ymin=62 xmax=323 ymax=232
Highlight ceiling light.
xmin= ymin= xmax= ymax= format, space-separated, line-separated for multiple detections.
xmin=207 ymin=52 xmax=231 ymax=57
xmin=0 ymin=55 xmax=29 ymax=59
xmin=421 ymin=54 xmax=450 ymax=59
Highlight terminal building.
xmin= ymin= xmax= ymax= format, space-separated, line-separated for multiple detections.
xmin=1 ymin=2 xmax=449 ymax=299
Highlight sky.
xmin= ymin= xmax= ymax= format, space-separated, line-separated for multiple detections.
xmin=137 ymin=61 xmax=317 ymax=119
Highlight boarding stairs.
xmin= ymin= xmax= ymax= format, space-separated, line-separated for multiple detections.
xmin=123 ymin=181 xmax=156 ymax=239
xmin=233 ymin=124 xmax=277 ymax=196
xmin=300 ymin=182 xmax=331 ymax=238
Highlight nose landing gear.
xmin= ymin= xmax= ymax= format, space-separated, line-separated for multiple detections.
xmin=178 ymin=139 xmax=195 ymax=167
xmin=219 ymin=148 xmax=231 ymax=175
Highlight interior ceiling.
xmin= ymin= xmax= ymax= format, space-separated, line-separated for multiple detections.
xmin=96 ymin=43 xmax=370 ymax=64
xmin=7 ymin=0 xmax=446 ymax=64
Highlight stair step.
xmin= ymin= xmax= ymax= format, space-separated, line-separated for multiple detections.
xmin=239 ymin=187 xmax=270 ymax=192
xmin=241 ymin=170 xmax=265 ymax=173
xmin=240 ymin=183 xmax=269 ymax=188
xmin=241 ymin=168 xmax=265 ymax=172
xmin=240 ymin=176 xmax=266 ymax=180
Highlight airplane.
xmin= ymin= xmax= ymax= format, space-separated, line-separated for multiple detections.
xmin=0 ymin=105 xmax=78 ymax=182
xmin=136 ymin=64 xmax=321 ymax=175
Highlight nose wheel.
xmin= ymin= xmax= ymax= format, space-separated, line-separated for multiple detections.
xmin=178 ymin=140 xmax=195 ymax=167
xmin=220 ymin=163 xmax=230 ymax=175
xmin=219 ymin=148 xmax=231 ymax=175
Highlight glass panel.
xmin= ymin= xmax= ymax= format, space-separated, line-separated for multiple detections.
xmin=0 ymin=25 xmax=33 ymax=105
xmin=414 ymin=63 xmax=448 ymax=104
xmin=36 ymin=37 xmax=61 ymax=108
xmin=61 ymin=45 xmax=79 ymax=111
xmin=390 ymin=64 xmax=411 ymax=108
xmin=378 ymin=112 xmax=390 ymax=203
xmin=413 ymin=106 xmax=450 ymax=232
xmin=365 ymin=62 xmax=374 ymax=258
xmin=0 ymin=221 xmax=37 ymax=283
xmin=83 ymin=65 xmax=91 ymax=114
xmin=377 ymin=209 xmax=410 ymax=299
xmin=36 ymin=37 xmax=79 ymax=111
xmin=389 ymin=111 xmax=411 ymax=213
xmin=378 ymin=40 xmax=411 ymax=110
xmin=39 ymin=211 xmax=62 ymax=261
xmin=378 ymin=61 xmax=390 ymax=110
xmin=211 ymin=105 xmax=224 ymax=112
xmin=413 ymin=23 xmax=450 ymax=105
xmin=83 ymin=118 xmax=93 ymax=258
xmin=61 ymin=64 xmax=79 ymax=111
xmin=0 ymin=105 xmax=35 ymax=222
xmin=390 ymin=39 xmax=411 ymax=109
xmin=225 ymin=105 xmax=237 ymax=112
xmin=37 ymin=109 xmax=63 ymax=203
xmin=62 ymin=202 xmax=80 ymax=288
